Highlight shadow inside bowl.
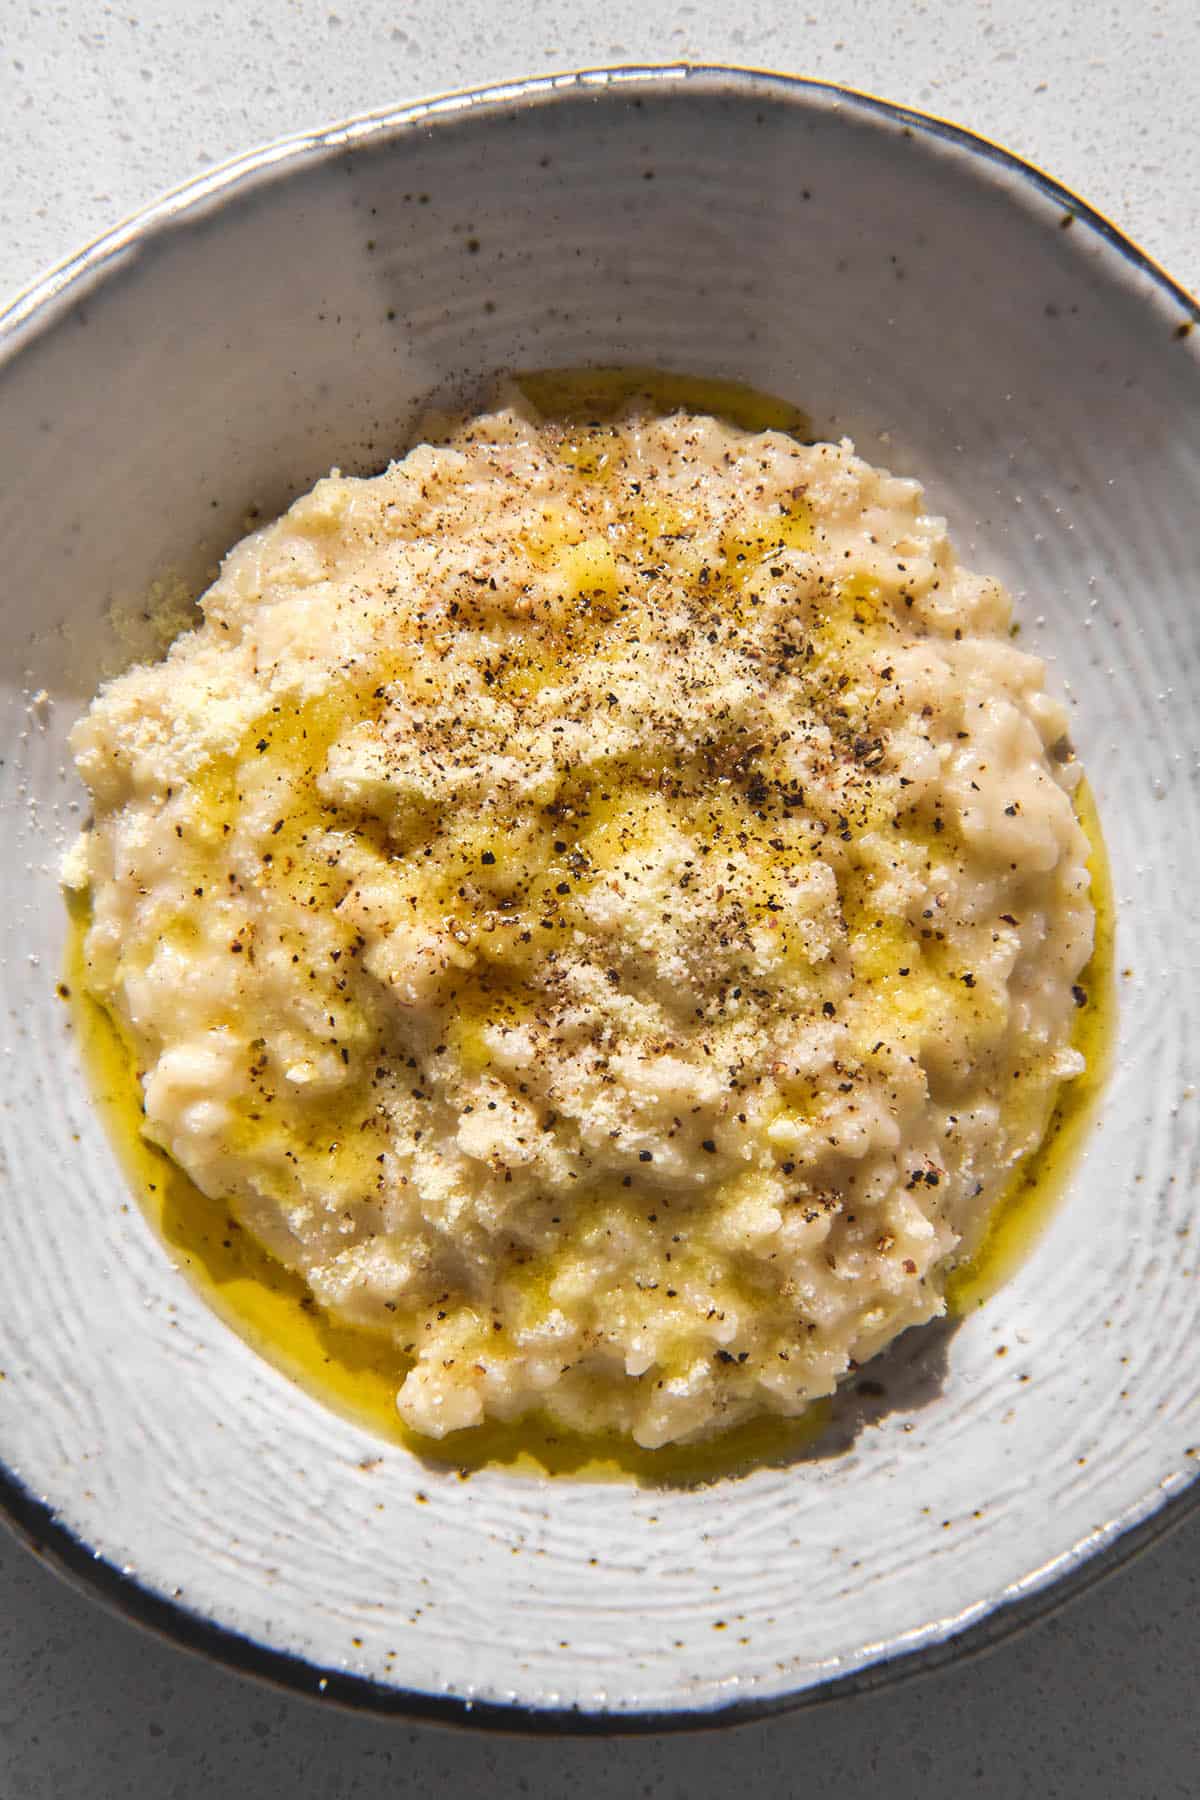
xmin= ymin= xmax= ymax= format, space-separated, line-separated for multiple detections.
xmin=404 ymin=1313 xmax=962 ymax=1490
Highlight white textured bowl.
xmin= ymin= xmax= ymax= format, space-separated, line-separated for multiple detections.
xmin=1 ymin=67 xmax=1198 ymax=1727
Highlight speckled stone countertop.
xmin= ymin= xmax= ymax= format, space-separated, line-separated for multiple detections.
xmin=1 ymin=4 xmax=1197 ymax=1795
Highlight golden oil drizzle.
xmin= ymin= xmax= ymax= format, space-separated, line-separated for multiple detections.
xmin=514 ymin=365 xmax=811 ymax=437
xmin=62 ymin=372 xmax=1114 ymax=1480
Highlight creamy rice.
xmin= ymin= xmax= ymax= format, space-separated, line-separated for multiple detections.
xmin=65 ymin=387 xmax=1094 ymax=1447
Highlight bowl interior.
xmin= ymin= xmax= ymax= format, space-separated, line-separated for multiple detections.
xmin=1 ymin=69 xmax=1198 ymax=1721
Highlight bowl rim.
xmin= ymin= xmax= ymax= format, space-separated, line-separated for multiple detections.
xmin=2 ymin=61 xmax=1197 ymax=1733
xmin=3 ymin=61 xmax=1198 ymax=342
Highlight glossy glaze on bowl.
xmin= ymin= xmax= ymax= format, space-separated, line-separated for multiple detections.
xmin=0 ymin=67 xmax=1197 ymax=1724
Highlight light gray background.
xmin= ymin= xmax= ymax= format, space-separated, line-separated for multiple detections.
xmin=2 ymin=3 xmax=1197 ymax=1795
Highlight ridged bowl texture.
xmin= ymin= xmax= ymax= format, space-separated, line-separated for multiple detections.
xmin=0 ymin=67 xmax=1197 ymax=1724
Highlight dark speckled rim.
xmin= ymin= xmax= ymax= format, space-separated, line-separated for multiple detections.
xmin=1 ymin=64 xmax=1197 ymax=1733
xmin=2 ymin=63 xmax=1197 ymax=342
xmin=3 ymin=1448 xmax=1197 ymax=1734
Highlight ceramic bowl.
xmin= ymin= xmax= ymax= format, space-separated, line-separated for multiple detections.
xmin=1 ymin=66 xmax=1198 ymax=1727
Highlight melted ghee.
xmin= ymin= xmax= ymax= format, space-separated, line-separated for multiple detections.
xmin=63 ymin=372 xmax=1115 ymax=1481
xmin=514 ymin=366 xmax=811 ymax=438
